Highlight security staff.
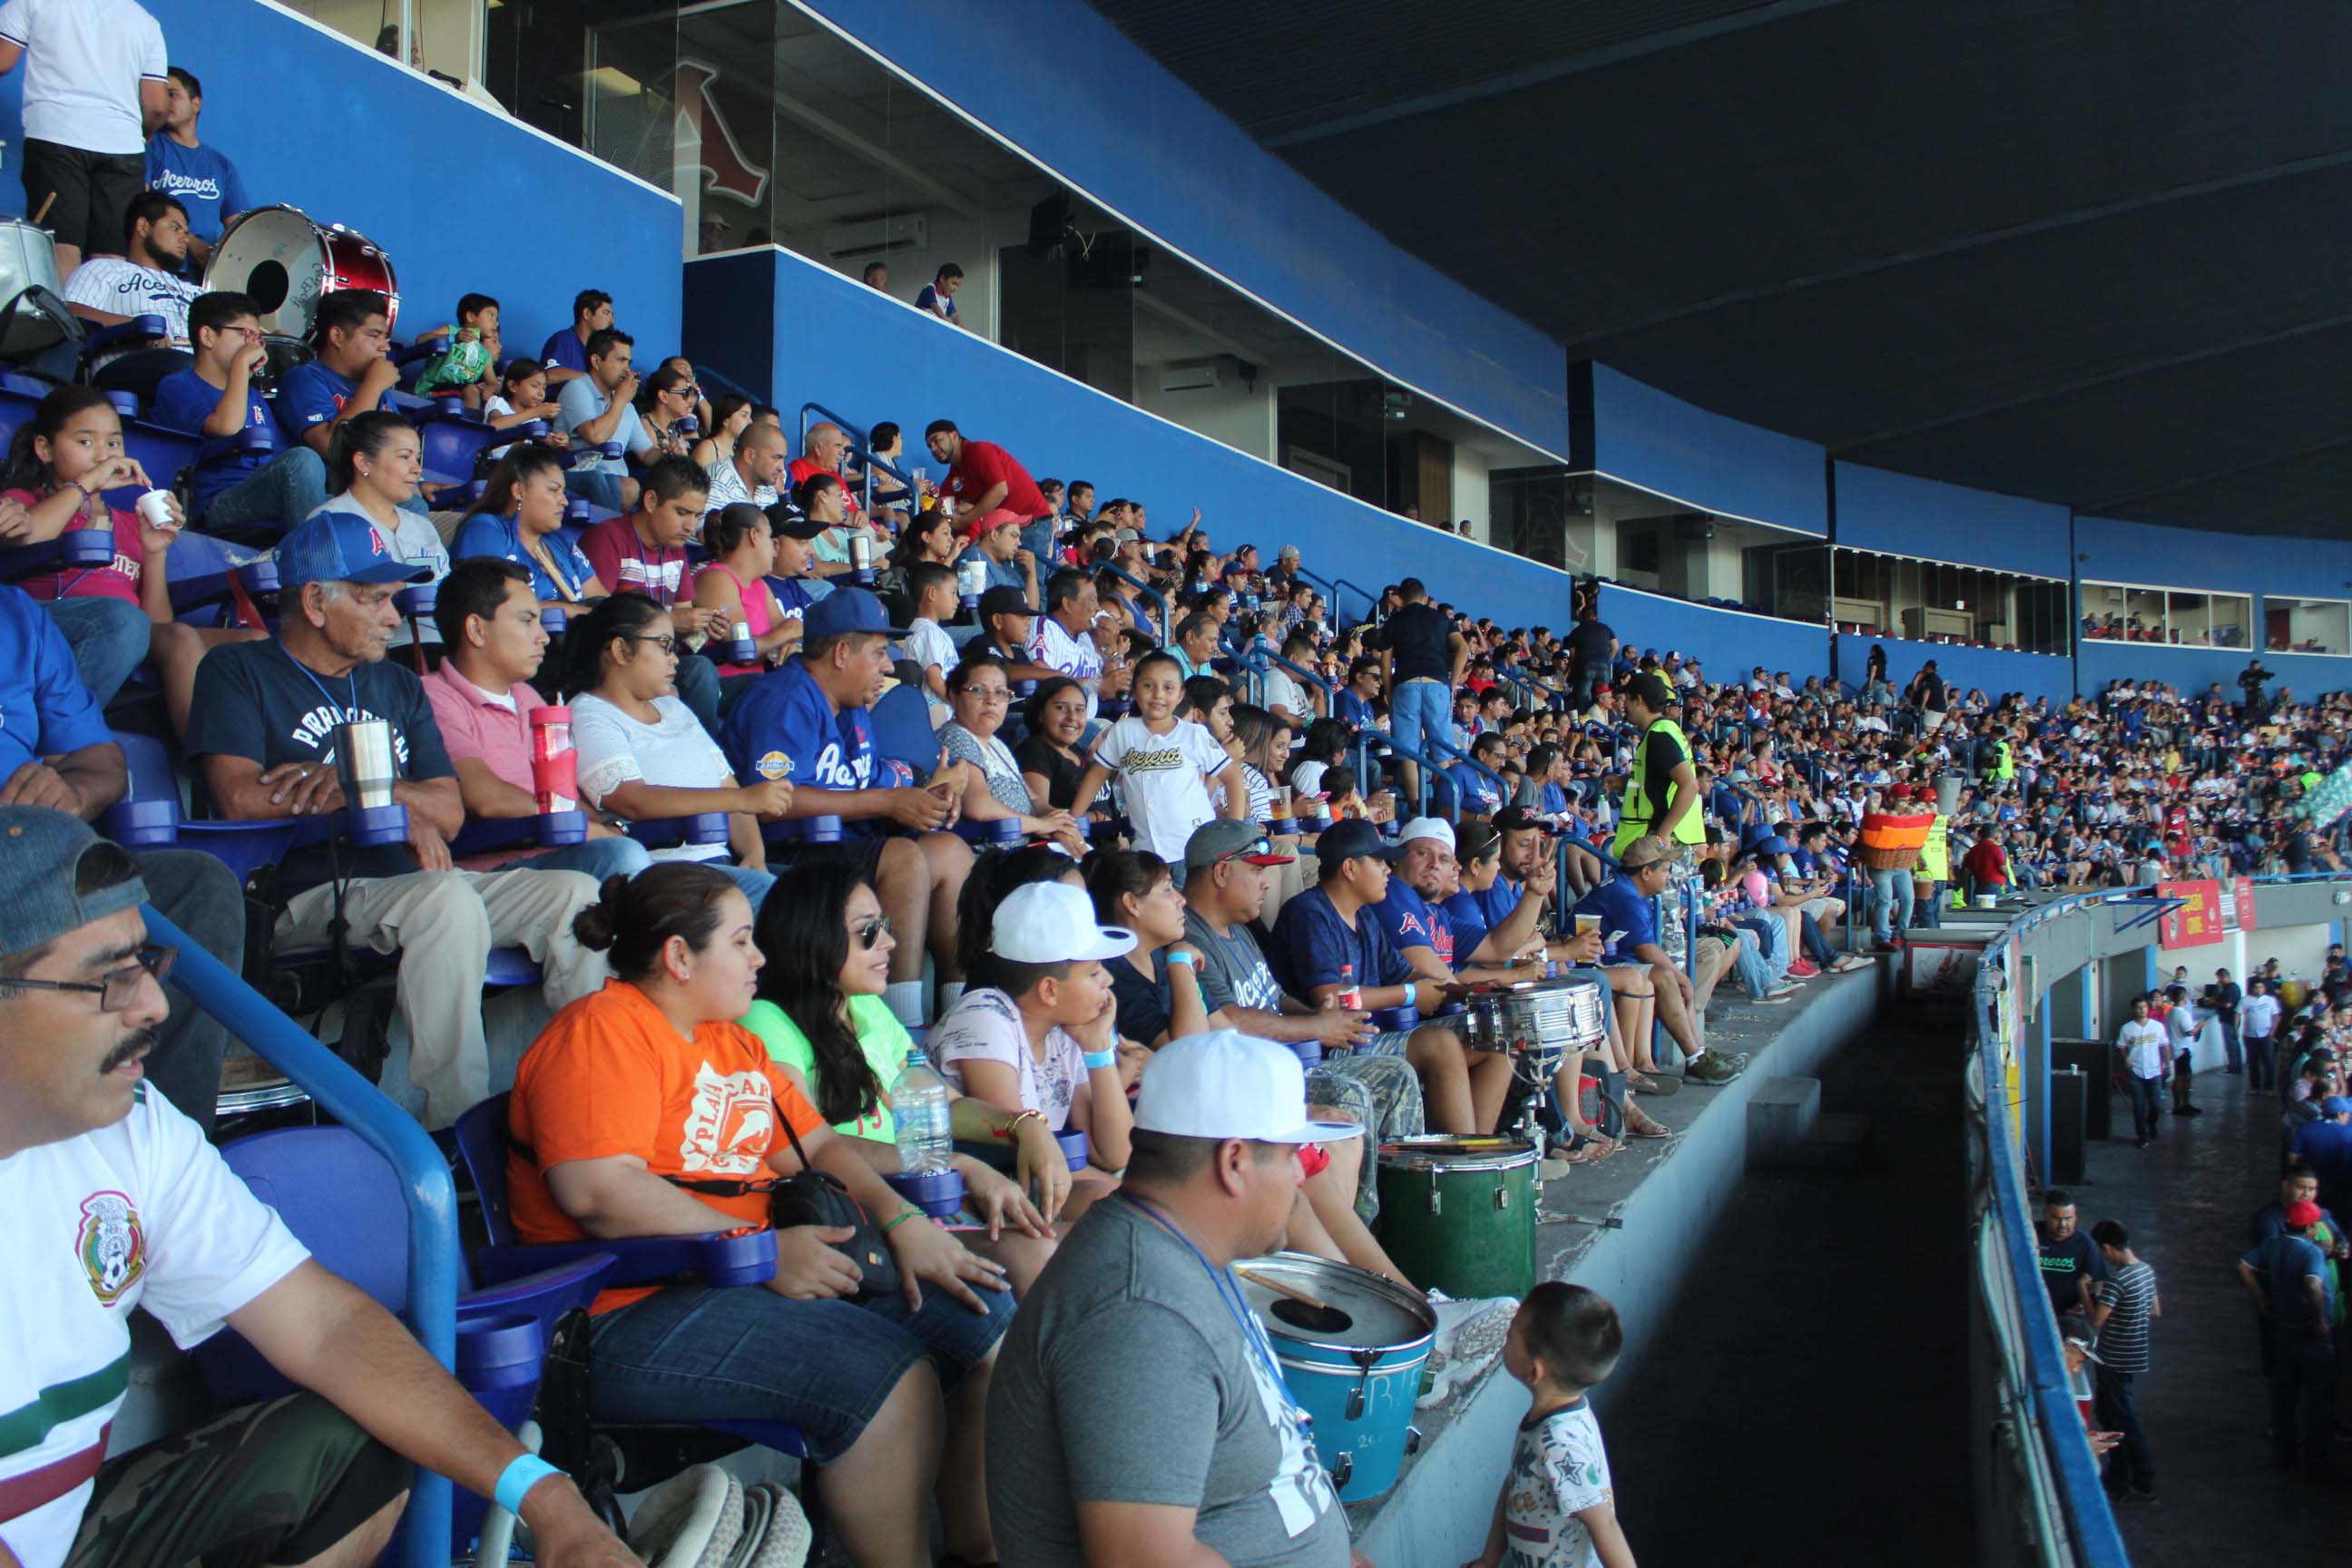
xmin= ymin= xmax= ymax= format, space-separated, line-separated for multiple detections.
xmin=1613 ymin=671 xmax=1703 ymax=858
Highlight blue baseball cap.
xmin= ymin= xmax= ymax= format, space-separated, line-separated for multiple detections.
xmin=275 ymin=510 xmax=435 ymax=588
xmin=802 ymin=586 xmax=910 ymax=641
xmin=0 ymin=808 xmax=148 ymax=957
xmin=1756 ymin=834 xmax=1793 ymax=856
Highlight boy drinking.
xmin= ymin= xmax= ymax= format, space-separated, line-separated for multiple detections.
xmin=1467 ymin=1282 xmax=1637 ymax=1568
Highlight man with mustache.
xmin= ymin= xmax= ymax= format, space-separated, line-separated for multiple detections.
xmin=0 ymin=806 xmax=642 ymax=1568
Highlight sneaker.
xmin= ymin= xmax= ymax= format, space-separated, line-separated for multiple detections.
xmin=1749 ymin=991 xmax=1790 ymax=1004
xmin=1873 ymin=939 xmax=1901 ymax=953
xmin=1788 ymin=959 xmax=1821 ymax=978
xmin=1682 ymin=1052 xmax=1744 ymax=1085
xmin=1828 ymin=955 xmax=1872 ymax=974
xmin=2176 ymin=1104 xmax=2204 ymax=1116
xmin=1765 ymin=983 xmax=1800 ymax=998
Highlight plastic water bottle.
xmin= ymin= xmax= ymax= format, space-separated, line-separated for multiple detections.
xmin=892 ymin=1048 xmax=954 ymax=1173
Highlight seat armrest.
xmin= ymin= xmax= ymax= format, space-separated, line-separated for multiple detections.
xmin=473 ymin=1227 xmax=778 ymax=1290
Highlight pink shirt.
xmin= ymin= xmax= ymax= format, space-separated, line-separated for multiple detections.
xmin=421 ymin=662 xmax=543 ymax=869
xmin=5 ymin=486 xmax=142 ymax=605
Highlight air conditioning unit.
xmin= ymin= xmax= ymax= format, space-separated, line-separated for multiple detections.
xmin=1159 ymin=359 xmax=1221 ymax=394
xmin=821 ymin=212 xmax=927 ymax=260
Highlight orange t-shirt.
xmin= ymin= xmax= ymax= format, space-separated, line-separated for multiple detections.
xmin=506 ymin=979 xmax=826 ymax=1310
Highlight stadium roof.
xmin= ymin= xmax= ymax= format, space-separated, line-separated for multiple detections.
xmin=1089 ymin=0 xmax=2352 ymax=538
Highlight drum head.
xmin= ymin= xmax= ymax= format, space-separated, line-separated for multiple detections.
xmin=1377 ymin=1134 xmax=1541 ymax=1174
xmin=208 ymin=206 xmax=325 ymax=337
xmin=1238 ymin=1251 xmax=1434 ymax=1351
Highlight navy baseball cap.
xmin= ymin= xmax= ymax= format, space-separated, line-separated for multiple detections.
xmin=977 ymin=585 xmax=1036 ymax=620
xmin=802 ymin=587 xmax=909 ymax=641
xmin=1318 ymin=818 xmax=1403 ymax=865
xmin=0 ymin=808 xmax=148 ymax=958
xmin=275 ymin=510 xmax=435 ymax=588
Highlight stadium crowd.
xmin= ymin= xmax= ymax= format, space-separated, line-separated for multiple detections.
xmin=6 ymin=8 xmax=2352 ymax=1566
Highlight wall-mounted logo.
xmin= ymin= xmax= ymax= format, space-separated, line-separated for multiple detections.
xmin=673 ymin=59 xmax=770 ymax=206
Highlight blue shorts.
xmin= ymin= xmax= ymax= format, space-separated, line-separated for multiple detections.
xmin=586 ymin=1277 xmax=1012 ymax=1463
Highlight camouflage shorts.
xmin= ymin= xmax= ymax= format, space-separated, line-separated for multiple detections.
xmin=1307 ymin=1054 xmax=1426 ymax=1221
xmin=71 ymin=1394 xmax=407 ymax=1568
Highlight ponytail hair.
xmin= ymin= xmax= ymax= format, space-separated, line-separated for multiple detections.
xmin=326 ymin=408 xmax=412 ymax=495
xmin=572 ymin=862 xmax=738 ymax=983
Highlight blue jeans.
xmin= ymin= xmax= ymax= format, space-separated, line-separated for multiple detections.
xmin=2127 ymin=1073 xmax=2162 ymax=1142
xmin=1916 ymin=879 xmax=1943 ymax=928
xmin=1387 ymin=677 xmax=1454 ymax=767
xmin=1868 ymin=866 xmax=1914 ymax=943
xmin=565 ymin=467 xmax=625 ymax=512
xmin=2248 ymin=1032 xmax=2276 ymax=1090
xmin=1730 ymin=927 xmax=1772 ymax=998
xmin=505 ymin=836 xmax=653 ymax=883
xmin=1018 ymin=514 xmax=1059 ymax=564
xmin=2220 ymin=1019 xmax=2242 ymax=1073
xmin=42 ymin=595 xmax=150 ymax=707
xmin=585 ymin=1279 xmax=1011 ymax=1465
xmin=2093 ymin=1367 xmax=2153 ymax=1493
xmin=201 ymin=448 xmax=328 ymax=534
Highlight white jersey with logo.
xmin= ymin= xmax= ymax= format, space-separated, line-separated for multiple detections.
xmin=1091 ymin=714 xmax=1228 ymax=864
xmin=60 ymin=259 xmax=199 ymax=352
xmin=0 ymin=1085 xmax=309 ymax=1568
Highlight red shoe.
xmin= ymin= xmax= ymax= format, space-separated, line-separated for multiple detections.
xmin=1788 ymin=959 xmax=1820 ymax=978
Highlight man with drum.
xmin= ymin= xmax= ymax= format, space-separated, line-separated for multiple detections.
xmin=987 ymin=1029 xmax=1363 ymax=1568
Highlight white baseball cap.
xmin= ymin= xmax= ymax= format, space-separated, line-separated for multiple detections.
xmin=992 ymin=881 xmax=1137 ymax=964
xmin=1134 ymin=1031 xmax=1363 ymax=1145
xmin=1397 ymin=816 xmax=1455 ymax=851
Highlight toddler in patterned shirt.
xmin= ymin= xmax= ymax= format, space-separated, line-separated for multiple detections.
xmin=1465 ymin=1282 xmax=1637 ymax=1568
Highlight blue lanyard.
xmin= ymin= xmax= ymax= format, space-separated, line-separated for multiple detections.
xmin=1118 ymin=1193 xmax=1309 ymax=1431
xmin=278 ymin=641 xmax=361 ymax=732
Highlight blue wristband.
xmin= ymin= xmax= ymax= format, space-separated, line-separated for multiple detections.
xmin=1166 ymin=949 xmax=1197 ymax=966
xmin=1083 ymin=1050 xmax=1118 ymax=1071
xmin=494 ymin=1454 xmax=562 ymax=1515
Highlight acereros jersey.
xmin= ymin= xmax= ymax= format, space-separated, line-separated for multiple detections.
xmin=0 ymin=1085 xmax=309 ymax=1568
xmin=720 ymin=658 xmax=882 ymax=836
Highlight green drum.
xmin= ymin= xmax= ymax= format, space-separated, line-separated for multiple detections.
xmin=1373 ymin=1136 xmax=1540 ymax=1300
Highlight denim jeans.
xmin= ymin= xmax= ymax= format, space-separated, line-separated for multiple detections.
xmin=200 ymin=448 xmax=329 ymax=534
xmin=1915 ymin=878 xmax=1943 ymax=928
xmin=505 ymin=836 xmax=653 ymax=883
xmin=42 ymin=595 xmax=150 ymax=707
xmin=1730 ymin=927 xmax=1772 ymax=998
xmin=1387 ymin=676 xmax=1455 ymax=766
xmin=2247 ymin=1032 xmax=2276 ymax=1090
xmin=2269 ymin=1329 xmax=2338 ymax=1475
xmin=1868 ymin=866 xmax=1914 ymax=943
xmin=565 ymin=466 xmax=625 ymax=512
xmin=585 ymin=1279 xmax=1011 ymax=1465
xmin=2092 ymin=1367 xmax=2153 ymax=1492
xmin=1018 ymin=514 xmax=1059 ymax=564
xmin=2220 ymin=1019 xmax=2242 ymax=1073
xmin=2127 ymin=1073 xmax=2162 ymax=1142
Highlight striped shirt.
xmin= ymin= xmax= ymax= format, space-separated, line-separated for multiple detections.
xmin=2094 ymin=1259 xmax=2157 ymax=1373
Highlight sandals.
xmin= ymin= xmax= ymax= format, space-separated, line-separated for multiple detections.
xmin=1559 ymin=1134 xmax=1617 ymax=1164
xmin=1624 ymin=1110 xmax=1673 ymax=1140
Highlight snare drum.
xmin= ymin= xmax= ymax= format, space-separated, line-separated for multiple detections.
xmin=1237 ymin=1252 xmax=1435 ymax=1502
xmin=205 ymin=205 xmax=399 ymax=338
xmin=1456 ymin=975 xmax=1608 ymax=1083
xmin=215 ymin=1052 xmax=313 ymax=1142
xmin=1375 ymin=1136 xmax=1539 ymax=1300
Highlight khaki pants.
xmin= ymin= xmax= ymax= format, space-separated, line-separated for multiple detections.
xmin=278 ymin=867 xmax=609 ymax=1127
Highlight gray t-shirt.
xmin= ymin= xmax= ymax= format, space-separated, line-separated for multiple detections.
xmin=1184 ymin=908 xmax=1289 ymax=1014
xmin=986 ymin=1196 xmax=1348 ymax=1568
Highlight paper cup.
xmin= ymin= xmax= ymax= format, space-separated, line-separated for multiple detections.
xmin=136 ymin=489 xmax=178 ymax=531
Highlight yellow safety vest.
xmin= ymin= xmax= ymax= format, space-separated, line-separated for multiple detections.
xmin=1615 ymin=718 xmax=1704 ymax=854
xmin=1919 ymin=816 xmax=1951 ymax=881
xmin=1993 ymin=740 xmax=2014 ymax=782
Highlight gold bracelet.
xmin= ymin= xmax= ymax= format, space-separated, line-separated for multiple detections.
xmin=995 ymin=1108 xmax=1045 ymax=1142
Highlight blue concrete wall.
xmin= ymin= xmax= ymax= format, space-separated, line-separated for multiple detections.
xmin=1578 ymin=364 xmax=1828 ymax=536
xmin=2076 ymin=514 xmax=2352 ymax=600
xmin=0 ymin=0 xmax=683 ymax=368
xmin=707 ymin=246 xmax=1578 ymax=627
xmin=2075 ymin=640 xmax=2352 ymax=702
xmin=1833 ymin=463 xmax=2072 ymax=579
xmin=1598 ymin=583 xmax=1828 ymax=682
xmin=1835 ymin=632 xmax=2072 ymax=707
xmin=795 ymin=0 xmax=1567 ymax=456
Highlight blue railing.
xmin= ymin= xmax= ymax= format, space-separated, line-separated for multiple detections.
xmin=143 ymin=906 xmax=459 ymax=1568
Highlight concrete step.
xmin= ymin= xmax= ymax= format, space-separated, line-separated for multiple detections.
xmin=1749 ymin=1075 xmax=1822 ymax=1167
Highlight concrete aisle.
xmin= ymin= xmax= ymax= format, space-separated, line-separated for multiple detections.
xmin=2074 ymin=1068 xmax=2352 ymax=1563
xmin=1593 ymin=1016 xmax=1976 ymax=1567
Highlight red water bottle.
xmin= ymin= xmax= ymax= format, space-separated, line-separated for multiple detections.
xmin=1335 ymin=962 xmax=1363 ymax=1012
xmin=529 ymin=706 xmax=577 ymax=813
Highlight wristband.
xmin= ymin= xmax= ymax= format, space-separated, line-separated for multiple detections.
xmin=493 ymin=1454 xmax=562 ymax=1515
xmin=1166 ymin=949 xmax=1197 ymax=967
xmin=1083 ymin=1050 xmax=1118 ymax=1071
xmin=880 ymin=1206 xmax=925 ymax=1237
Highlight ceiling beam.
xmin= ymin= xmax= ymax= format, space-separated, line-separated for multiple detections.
xmin=1259 ymin=0 xmax=1858 ymax=149
xmin=1567 ymin=144 xmax=2352 ymax=348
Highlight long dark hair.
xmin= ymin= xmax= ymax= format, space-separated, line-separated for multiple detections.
xmin=573 ymin=862 xmax=737 ymax=983
xmin=562 ymin=591 xmax=668 ymax=697
xmin=1 ymin=385 xmax=112 ymax=491
xmin=955 ymin=843 xmax=1083 ymax=990
xmin=751 ymin=861 xmax=884 ymax=1126
xmin=459 ymin=445 xmax=565 ymax=525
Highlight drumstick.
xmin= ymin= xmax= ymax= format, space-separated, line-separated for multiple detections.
xmin=31 ymin=191 xmax=55 ymax=227
xmin=1236 ymin=1266 xmax=1330 ymax=1312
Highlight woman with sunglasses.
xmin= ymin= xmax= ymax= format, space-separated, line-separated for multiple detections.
xmin=745 ymin=863 xmax=1063 ymax=1293
xmin=936 ymin=653 xmax=1083 ymax=854
xmin=633 ymin=363 xmax=700 ymax=462
xmin=509 ymin=864 xmax=1010 ymax=1568
xmin=560 ymin=594 xmax=786 ymax=907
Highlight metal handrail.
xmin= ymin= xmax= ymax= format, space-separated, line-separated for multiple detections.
xmin=797 ymin=400 xmax=920 ymax=515
xmin=143 ymin=906 xmax=458 ymax=1568
xmin=1426 ymin=729 xmax=1510 ymax=809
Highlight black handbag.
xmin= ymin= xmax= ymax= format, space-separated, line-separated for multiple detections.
xmin=660 ymin=1113 xmax=901 ymax=1299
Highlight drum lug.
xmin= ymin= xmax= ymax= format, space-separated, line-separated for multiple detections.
xmin=1328 ymin=1454 xmax=1353 ymax=1490
xmin=1494 ymin=1184 xmax=1510 ymax=1211
xmin=1347 ymin=1348 xmax=1378 ymax=1420
xmin=1406 ymin=1426 xmax=1423 ymax=1455
xmin=1426 ymin=1187 xmax=1442 ymax=1215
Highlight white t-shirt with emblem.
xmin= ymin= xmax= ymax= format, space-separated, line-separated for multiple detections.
xmin=1091 ymin=714 xmax=1228 ymax=864
xmin=0 ymin=1085 xmax=309 ymax=1568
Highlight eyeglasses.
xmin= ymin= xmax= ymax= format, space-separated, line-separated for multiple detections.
xmin=629 ymin=634 xmax=678 ymax=653
xmin=959 ymin=685 xmax=1012 ymax=703
xmin=4 ymin=944 xmax=176 ymax=1013
xmin=855 ymin=915 xmax=895 ymax=949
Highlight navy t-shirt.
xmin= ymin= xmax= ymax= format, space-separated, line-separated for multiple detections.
xmin=1573 ymin=876 xmax=1657 ymax=963
xmin=720 ymin=659 xmax=879 ymax=838
xmin=541 ymin=328 xmax=589 ymax=375
xmin=1108 ymin=953 xmax=1173 ymax=1046
xmin=1374 ymin=881 xmax=1456 ymax=971
xmin=152 ymin=368 xmax=273 ymax=518
xmin=0 ymin=585 xmax=112 ymax=774
xmin=182 ymin=640 xmax=455 ymax=895
xmin=2035 ymin=1229 xmax=2106 ymax=1317
xmin=1267 ymin=887 xmax=1413 ymax=1001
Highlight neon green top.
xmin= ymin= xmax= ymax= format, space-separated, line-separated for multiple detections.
xmin=740 ymin=994 xmax=913 ymax=1141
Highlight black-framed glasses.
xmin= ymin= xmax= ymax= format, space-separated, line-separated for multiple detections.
xmin=4 ymin=944 xmax=176 ymax=1013
xmin=856 ymin=915 xmax=895 ymax=949
xmin=630 ymin=634 xmax=678 ymax=654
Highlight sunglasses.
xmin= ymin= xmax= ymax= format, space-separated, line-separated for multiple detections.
xmin=1213 ymin=836 xmax=1276 ymax=865
xmin=855 ymin=914 xmax=895 ymax=949
xmin=5 ymin=943 xmax=176 ymax=1013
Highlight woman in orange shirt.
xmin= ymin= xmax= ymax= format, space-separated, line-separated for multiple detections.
xmin=507 ymin=863 xmax=1011 ymax=1568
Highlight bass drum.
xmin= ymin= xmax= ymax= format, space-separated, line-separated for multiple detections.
xmin=203 ymin=205 xmax=399 ymax=339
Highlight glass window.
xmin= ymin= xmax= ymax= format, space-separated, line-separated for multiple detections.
xmin=2266 ymin=598 xmax=2350 ymax=655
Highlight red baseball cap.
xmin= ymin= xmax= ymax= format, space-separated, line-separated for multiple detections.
xmin=961 ymin=506 xmax=1024 ymax=544
xmin=2287 ymin=1200 xmax=2323 ymax=1229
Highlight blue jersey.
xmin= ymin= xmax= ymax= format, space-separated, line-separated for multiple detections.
xmin=1335 ymin=687 xmax=1376 ymax=730
xmin=1444 ymin=877 xmax=1522 ymax=964
xmin=541 ymin=328 xmax=589 ymax=375
xmin=1375 ymin=881 xmax=1456 ymax=970
xmin=152 ymin=367 xmax=273 ymax=519
xmin=1573 ymin=875 xmax=1658 ymax=963
xmin=0 ymin=585 xmax=111 ymax=776
xmin=1447 ymin=762 xmax=1502 ymax=815
xmin=275 ymin=359 xmax=390 ymax=445
xmin=145 ymin=134 xmax=249 ymax=248
xmin=722 ymin=659 xmax=878 ymax=835
xmin=1268 ymin=887 xmax=1414 ymax=1002
xmin=450 ymin=514 xmax=596 ymax=603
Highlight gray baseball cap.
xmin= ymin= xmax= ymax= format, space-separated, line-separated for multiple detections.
xmin=0 ymin=808 xmax=148 ymax=958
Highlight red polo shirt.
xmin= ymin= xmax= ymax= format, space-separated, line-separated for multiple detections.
xmin=943 ymin=438 xmax=1047 ymax=518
